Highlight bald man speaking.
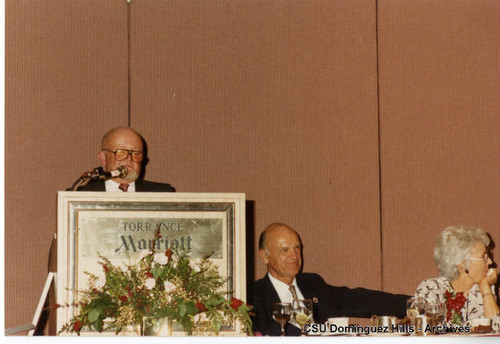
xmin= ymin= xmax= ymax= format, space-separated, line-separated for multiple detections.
xmin=78 ymin=126 xmax=174 ymax=192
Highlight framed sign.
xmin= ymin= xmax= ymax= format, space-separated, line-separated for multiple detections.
xmin=56 ymin=192 xmax=246 ymax=336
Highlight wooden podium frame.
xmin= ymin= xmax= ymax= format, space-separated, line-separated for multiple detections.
xmin=56 ymin=191 xmax=246 ymax=336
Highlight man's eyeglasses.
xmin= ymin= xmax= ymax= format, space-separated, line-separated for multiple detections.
xmin=102 ymin=148 xmax=143 ymax=162
xmin=468 ymin=252 xmax=489 ymax=263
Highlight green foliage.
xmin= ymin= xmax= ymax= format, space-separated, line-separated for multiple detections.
xmin=58 ymin=228 xmax=252 ymax=336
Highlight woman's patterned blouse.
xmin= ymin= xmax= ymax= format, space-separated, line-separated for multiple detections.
xmin=415 ymin=276 xmax=495 ymax=324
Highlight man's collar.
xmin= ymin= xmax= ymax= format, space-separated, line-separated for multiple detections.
xmin=105 ymin=179 xmax=136 ymax=192
xmin=268 ymin=272 xmax=297 ymax=288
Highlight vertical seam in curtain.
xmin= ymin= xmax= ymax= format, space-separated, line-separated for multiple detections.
xmin=126 ymin=2 xmax=132 ymax=126
xmin=375 ymin=0 xmax=384 ymax=291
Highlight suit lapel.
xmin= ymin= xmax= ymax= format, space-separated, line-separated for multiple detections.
xmin=262 ymin=274 xmax=281 ymax=304
xmin=135 ymin=179 xmax=145 ymax=191
xmin=296 ymin=274 xmax=312 ymax=298
xmin=296 ymin=274 xmax=320 ymax=307
xmin=135 ymin=180 xmax=141 ymax=191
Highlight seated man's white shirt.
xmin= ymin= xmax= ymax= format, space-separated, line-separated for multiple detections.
xmin=105 ymin=179 xmax=136 ymax=192
xmin=268 ymin=273 xmax=305 ymax=303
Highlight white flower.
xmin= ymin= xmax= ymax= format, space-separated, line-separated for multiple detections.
xmin=190 ymin=259 xmax=201 ymax=272
xmin=145 ymin=278 xmax=156 ymax=290
xmin=138 ymin=250 xmax=150 ymax=261
xmin=165 ymin=294 xmax=173 ymax=303
xmin=164 ymin=280 xmax=176 ymax=293
xmin=153 ymin=253 xmax=169 ymax=265
xmin=171 ymin=255 xmax=179 ymax=268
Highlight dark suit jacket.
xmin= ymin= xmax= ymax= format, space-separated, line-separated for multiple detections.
xmin=77 ymin=179 xmax=175 ymax=192
xmin=248 ymin=272 xmax=410 ymax=336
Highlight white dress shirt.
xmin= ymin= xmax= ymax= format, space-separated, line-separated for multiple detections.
xmin=105 ymin=179 xmax=136 ymax=192
xmin=267 ymin=273 xmax=305 ymax=303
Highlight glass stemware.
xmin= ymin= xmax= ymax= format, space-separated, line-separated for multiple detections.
xmin=292 ymin=299 xmax=313 ymax=336
xmin=272 ymin=302 xmax=292 ymax=336
xmin=425 ymin=301 xmax=446 ymax=333
xmin=407 ymin=298 xmax=427 ymax=328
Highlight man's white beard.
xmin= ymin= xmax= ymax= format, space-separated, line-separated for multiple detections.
xmin=124 ymin=169 xmax=139 ymax=181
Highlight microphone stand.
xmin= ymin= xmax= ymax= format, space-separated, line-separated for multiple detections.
xmin=66 ymin=167 xmax=105 ymax=191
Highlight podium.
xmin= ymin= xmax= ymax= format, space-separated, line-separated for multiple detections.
xmin=53 ymin=192 xmax=247 ymax=336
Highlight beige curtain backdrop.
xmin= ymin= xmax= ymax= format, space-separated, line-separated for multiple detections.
xmin=5 ymin=0 xmax=500 ymax=333
xmin=378 ymin=0 xmax=500 ymax=294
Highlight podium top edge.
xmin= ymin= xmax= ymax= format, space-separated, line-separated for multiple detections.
xmin=57 ymin=191 xmax=246 ymax=200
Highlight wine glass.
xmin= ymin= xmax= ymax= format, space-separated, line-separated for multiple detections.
xmin=292 ymin=299 xmax=313 ymax=336
xmin=425 ymin=301 xmax=446 ymax=333
xmin=272 ymin=302 xmax=292 ymax=336
xmin=407 ymin=298 xmax=427 ymax=327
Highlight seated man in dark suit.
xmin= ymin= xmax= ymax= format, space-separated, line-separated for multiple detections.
xmin=78 ymin=126 xmax=174 ymax=192
xmin=248 ymin=223 xmax=410 ymax=336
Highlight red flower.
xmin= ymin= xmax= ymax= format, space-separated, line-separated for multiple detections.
xmin=125 ymin=286 xmax=131 ymax=291
xmin=165 ymin=249 xmax=173 ymax=259
xmin=196 ymin=302 xmax=207 ymax=312
xmin=147 ymin=272 xmax=154 ymax=278
xmin=73 ymin=320 xmax=82 ymax=332
xmin=102 ymin=264 xmax=109 ymax=272
xmin=119 ymin=296 xmax=128 ymax=302
xmin=444 ymin=291 xmax=466 ymax=323
xmin=455 ymin=293 xmax=466 ymax=304
xmin=230 ymin=298 xmax=243 ymax=311
xmin=128 ymin=292 xmax=134 ymax=297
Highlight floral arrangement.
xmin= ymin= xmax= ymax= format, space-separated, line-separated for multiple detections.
xmin=444 ymin=290 xmax=466 ymax=325
xmin=58 ymin=229 xmax=252 ymax=336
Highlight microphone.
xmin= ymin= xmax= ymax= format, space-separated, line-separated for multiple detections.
xmin=104 ymin=166 xmax=128 ymax=179
xmin=95 ymin=166 xmax=128 ymax=180
xmin=69 ymin=166 xmax=129 ymax=190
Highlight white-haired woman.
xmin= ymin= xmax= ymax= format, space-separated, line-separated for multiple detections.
xmin=415 ymin=226 xmax=499 ymax=325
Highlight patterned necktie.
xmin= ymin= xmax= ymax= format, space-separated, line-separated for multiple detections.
xmin=289 ymin=285 xmax=300 ymax=306
xmin=118 ymin=183 xmax=129 ymax=192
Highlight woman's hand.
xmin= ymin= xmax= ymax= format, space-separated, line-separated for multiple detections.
xmin=481 ymin=268 xmax=498 ymax=288
xmin=479 ymin=268 xmax=499 ymax=318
